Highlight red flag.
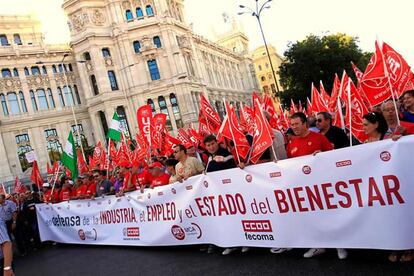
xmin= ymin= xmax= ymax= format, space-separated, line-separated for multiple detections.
xmin=351 ymin=62 xmax=364 ymax=84
xmin=220 ymin=101 xmax=250 ymax=160
xmin=329 ymin=74 xmax=341 ymax=111
xmin=262 ymin=95 xmax=280 ymax=129
xmin=277 ymin=103 xmax=289 ymax=130
xmin=30 ymin=161 xmax=43 ymax=188
xmin=319 ymin=81 xmax=331 ymax=108
xmin=14 ymin=176 xmax=27 ymax=193
xmin=134 ymin=133 xmax=149 ymax=161
xmin=163 ymin=132 xmax=181 ymax=156
xmin=77 ymin=149 xmax=88 ymax=174
xmin=290 ymin=99 xmax=298 ymax=114
xmin=240 ymin=103 xmax=255 ymax=134
xmin=382 ymin=42 xmax=412 ymax=98
xmin=177 ymin=129 xmax=192 ymax=148
xmin=137 ymin=105 xmax=154 ymax=146
xmin=306 ymin=97 xmax=313 ymax=115
xmin=152 ymin=113 xmax=167 ymax=148
xmin=92 ymin=141 xmax=104 ymax=166
xmin=200 ymin=93 xmax=221 ymax=133
xmin=88 ymin=156 xmax=96 ymax=172
xmin=310 ymin=83 xmax=329 ymax=113
xmin=360 ymin=41 xmax=389 ymax=106
xmin=47 ymin=162 xmax=53 ymax=175
xmin=344 ymin=78 xmax=369 ymax=142
xmin=108 ymin=139 xmax=118 ymax=165
xmin=250 ymin=99 xmax=274 ymax=164
xmin=187 ymin=125 xmax=202 ymax=147
xmin=198 ymin=112 xmax=210 ymax=137
xmin=298 ymin=100 xmax=303 ymax=113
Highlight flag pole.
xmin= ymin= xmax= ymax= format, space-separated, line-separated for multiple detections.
xmin=347 ymin=79 xmax=353 ymax=147
xmin=49 ymin=165 xmax=61 ymax=203
xmin=223 ymin=99 xmax=241 ymax=165
xmin=337 ymin=70 xmax=346 ymax=130
xmin=107 ymin=138 xmax=111 ymax=178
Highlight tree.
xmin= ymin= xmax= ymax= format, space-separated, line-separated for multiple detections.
xmin=278 ymin=33 xmax=371 ymax=107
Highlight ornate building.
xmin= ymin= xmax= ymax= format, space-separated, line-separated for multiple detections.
xmin=251 ymin=45 xmax=283 ymax=96
xmin=0 ymin=0 xmax=258 ymax=181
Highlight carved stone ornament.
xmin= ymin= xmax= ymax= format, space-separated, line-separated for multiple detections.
xmin=71 ymin=13 xmax=86 ymax=32
xmin=122 ymin=1 xmax=131 ymax=9
xmin=105 ymin=58 xmax=113 ymax=67
xmin=91 ymin=9 xmax=106 ymax=25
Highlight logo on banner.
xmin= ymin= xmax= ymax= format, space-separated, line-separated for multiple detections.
xmin=78 ymin=228 xmax=97 ymax=241
xmin=269 ymin=172 xmax=281 ymax=178
xmin=122 ymin=227 xmax=140 ymax=240
xmin=302 ymin=165 xmax=312 ymax=175
xmin=171 ymin=188 xmax=177 ymax=194
xmin=171 ymin=225 xmax=185 ymax=240
xmin=245 ymin=174 xmax=253 ymax=183
xmin=380 ymin=151 xmax=391 ymax=162
xmin=336 ymin=160 xmax=352 ymax=167
xmin=242 ymin=220 xmax=274 ymax=241
xmin=203 ymin=181 xmax=209 ymax=188
xmin=222 ymin=179 xmax=231 ymax=184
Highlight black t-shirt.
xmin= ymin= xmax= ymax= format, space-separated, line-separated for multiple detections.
xmin=324 ymin=126 xmax=349 ymax=149
xmin=206 ymin=147 xmax=237 ymax=172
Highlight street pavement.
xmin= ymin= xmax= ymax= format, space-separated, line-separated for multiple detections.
xmin=15 ymin=245 xmax=414 ymax=276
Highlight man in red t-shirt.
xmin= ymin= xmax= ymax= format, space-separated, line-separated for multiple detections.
xmin=74 ymin=174 xmax=89 ymax=199
xmin=287 ymin=112 xmax=333 ymax=158
xmin=149 ymin=162 xmax=170 ymax=188
xmin=58 ymin=176 xmax=75 ymax=202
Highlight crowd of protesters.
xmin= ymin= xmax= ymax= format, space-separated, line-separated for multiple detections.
xmin=0 ymin=90 xmax=413 ymax=273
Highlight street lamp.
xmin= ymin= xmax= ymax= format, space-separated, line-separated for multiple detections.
xmin=238 ymin=0 xmax=281 ymax=95
xmin=36 ymin=55 xmax=87 ymax=160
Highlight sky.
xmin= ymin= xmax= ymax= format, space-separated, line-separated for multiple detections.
xmin=1 ymin=0 xmax=414 ymax=65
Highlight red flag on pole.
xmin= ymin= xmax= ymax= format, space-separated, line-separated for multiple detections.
xmin=329 ymin=74 xmax=341 ymax=111
xmin=200 ymin=93 xmax=221 ymax=133
xmin=30 ymin=161 xmax=43 ymax=188
xmin=351 ymin=62 xmax=364 ymax=84
xmin=152 ymin=113 xmax=167 ymax=149
xmin=136 ymin=105 xmax=154 ymax=146
xmin=14 ymin=176 xmax=27 ymax=193
xmin=310 ymin=83 xmax=329 ymax=113
xmin=47 ymin=162 xmax=53 ymax=175
xmin=77 ymin=148 xmax=89 ymax=174
xmin=319 ymin=81 xmax=331 ymax=108
xmin=250 ymin=99 xmax=274 ymax=164
xmin=290 ymin=99 xmax=298 ymax=114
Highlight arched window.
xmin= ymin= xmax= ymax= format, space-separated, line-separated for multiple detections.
xmin=108 ymin=71 xmax=119 ymax=91
xmin=47 ymin=88 xmax=55 ymax=108
xmin=31 ymin=66 xmax=40 ymax=75
xmin=83 ymin=52 xmax=91 ymax=61
xmin=158 ymin=96 xmax=172 ymax=129
xmin=57 ymin=87 xmax=65 ymax=107
xmin=63 ymin=86 xmax=75 ymax=106
xmin=19 ymin=91 xmax=27 ymax=113
xmin=153 ymin=36 xmax=162 ymax=48
xmin=45 ymin=129 xmax=63 ymax=163
xmin=42 ymin=66 xmax=47 ymax=75
xmin=13 ymin=34 xmax=22 ymax=45
xmin=99 ymin=111 xmax=109 ymax=137
xmin=90 ymin=75 xmax=99 ymax=95
xmin=1 ymin=94 xmax=8 ymax=115
xmin=147 ymin=59 xmax=160 ymax=81
xmin=0 ymin=35 xmax=9 ymax=46
xmin=7 ymin=92 xmax=20 ymax=114
xmin=52 ymin=65 xmax=57 ymax=74
xmin=102 ymin=48 xmax=111 ymax=58
xmin=147 ymin=99 xmax=155 ymax=114
xmin=30 ymin=90 xmax=38 ymax=111
xmin=1 ymin=69 xmax=11 ymax=78
xmin=71 ymin=124 xmax=88 ymax=148
xmin=16 ymin=134 xmax=33 ymax=172
xmin=125 ymin=10 xmax=134 ymax=21
xmin=13 ymin=68 xmax=18 ymax=77
xmin=24 ymin=67 xmax=29 ymax=76
xmin=58 ymin=64 xmax=64 ymax=73
xmin=169 ymin=93 xmax=183 ymax=128
xmin=136 ymin=7 xmax=144 ymax=18
xmin=133 ymin=41 xmax=141 ymax=53
xmin=37 ymin=89 xmax=49 ymax=110
xmin=68 ymin=64 xmax=73 ymax=71
xmin=73 ymin=85 xmax=81 ymax=105
xmin=146 ymin=5 xmax=154 ymax=16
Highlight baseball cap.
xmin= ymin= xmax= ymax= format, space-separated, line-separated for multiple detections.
xmin=149 ymin=162 xmax=163 ymax=169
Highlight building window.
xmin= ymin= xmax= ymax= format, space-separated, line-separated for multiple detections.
xmin=1 ymin=69 xmax=11 ymax=78
xmin=47 ymin=88 xmax=55 ymax=109
xmin=7 ymin=92 xmax=20 ymax=114
xmin=83 ymin=52 xmax=91 ymax=61
xmin=158 ymin=96 xmax=172 ymax=129
xmin=1 ymin=94 xmax=8 ymax=115
xmin=153 ymin=36 xmax=162 ymax=48
xmin=126 ymin=10 xmax=134 ymax=21
xmin=13 ymin=34 xmax=22 ymax=45
xmin=64 ymin=86 xmax=75 ymax=106
xmin=52 ymin=65 xmax=57 ymax=74
xmin=30 ymin=90 xmax=38 ymax=111
xmin=146 ymin=5 xmax=154 ymax=16
xmin=99 ymin=111 xmax=109 ymax=137
xmin=37 ymin=89 xmax=49 ymax=110
xmin=170 ymin=93 xmax=183 ymax=128
xmin=42 ymin=66 xmax=48 ymax=75
xmin=116 ymin=106 xmax=131 ymax=137
xmin=102 ymin=48 xmax=111 ymax=58
xmin=58 ymin=64 xmax=64 ymax=73
xmin=68 ymin=64 xmax=73 ymax=71
xmin=108 ymin=71 xmax=119 ymax=91
xmin=73 ymin=85 xmax=81 ymax=105
xmin=261 ymin=76 xmax=266 ymax=82
xmin=263 ymin=86 xmax=269 ymax=94
xmin=16 ymin=134 xmax=33 ymax=172
xmin=136 ymin=7 xmax=144 ymax=18
xmin=147 ymin=60 xmax=160 ymax=81
xmin=90 ymin=75 xmax=99 ymax=95
xmin=13 ymin=68 xmax=18 ymax=77
xmin=24 ymin=67 xmax=29 ymax=76
xmin=19 ymin=91 xmax=27 ymax=113
xmin=0 ymin=35 xmax=8 ymax=46
xmin=57 ymin=87 xmax=65 ymax=107
xmin=258 ymin=65 xmax=262 ymax=71
xmin=133 ymin=41 xmax=141 ymax=53
xmin=45 ymin=129 xmax=63 ymax=163
xmin=71 ymin=124 xmax=88 ymax=148
xmin=31 ymin=66 xmax=40 ymax=75
xmin=147 ymin=99 xmax=155 ymax=115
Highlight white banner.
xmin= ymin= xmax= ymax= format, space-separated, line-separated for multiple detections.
xmin=36 ymin=136 xmax=414 ymax=249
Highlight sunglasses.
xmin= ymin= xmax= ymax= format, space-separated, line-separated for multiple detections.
xmin=316 ymin=119 xmax=323 ymax=123
xmin=93 ymin=175 xmax=100 ymax=178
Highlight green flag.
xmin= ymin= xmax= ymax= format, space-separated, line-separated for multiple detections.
xmin=61 ymin=131 xmax=78 ymax=179
xmin=107 ymin=112 xmax=122 ymax=142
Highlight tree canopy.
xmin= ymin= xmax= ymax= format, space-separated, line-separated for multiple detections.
xmin=277 ymin=33 xmax=371 ymax=107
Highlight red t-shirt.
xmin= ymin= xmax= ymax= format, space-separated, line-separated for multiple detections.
xmin=59 ymin=187 xmax=75 ymax=202
xmin=150 ymin=173 xmax=171 ymax=188
xmin=44 ymin=189 xmax=59 ymax=203
xmin=287 ymin=131 xmax=334 ymax=158
xmin=76 ymin=185 xmax=88 ymax=197
xmin=86 ymin=182 xmax=96 ymax=197
xmin=136 ymin=170 xmax=152 ymax=188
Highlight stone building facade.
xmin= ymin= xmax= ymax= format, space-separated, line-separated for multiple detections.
xmin=0 ymin=0 xmax=258 ymax=181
